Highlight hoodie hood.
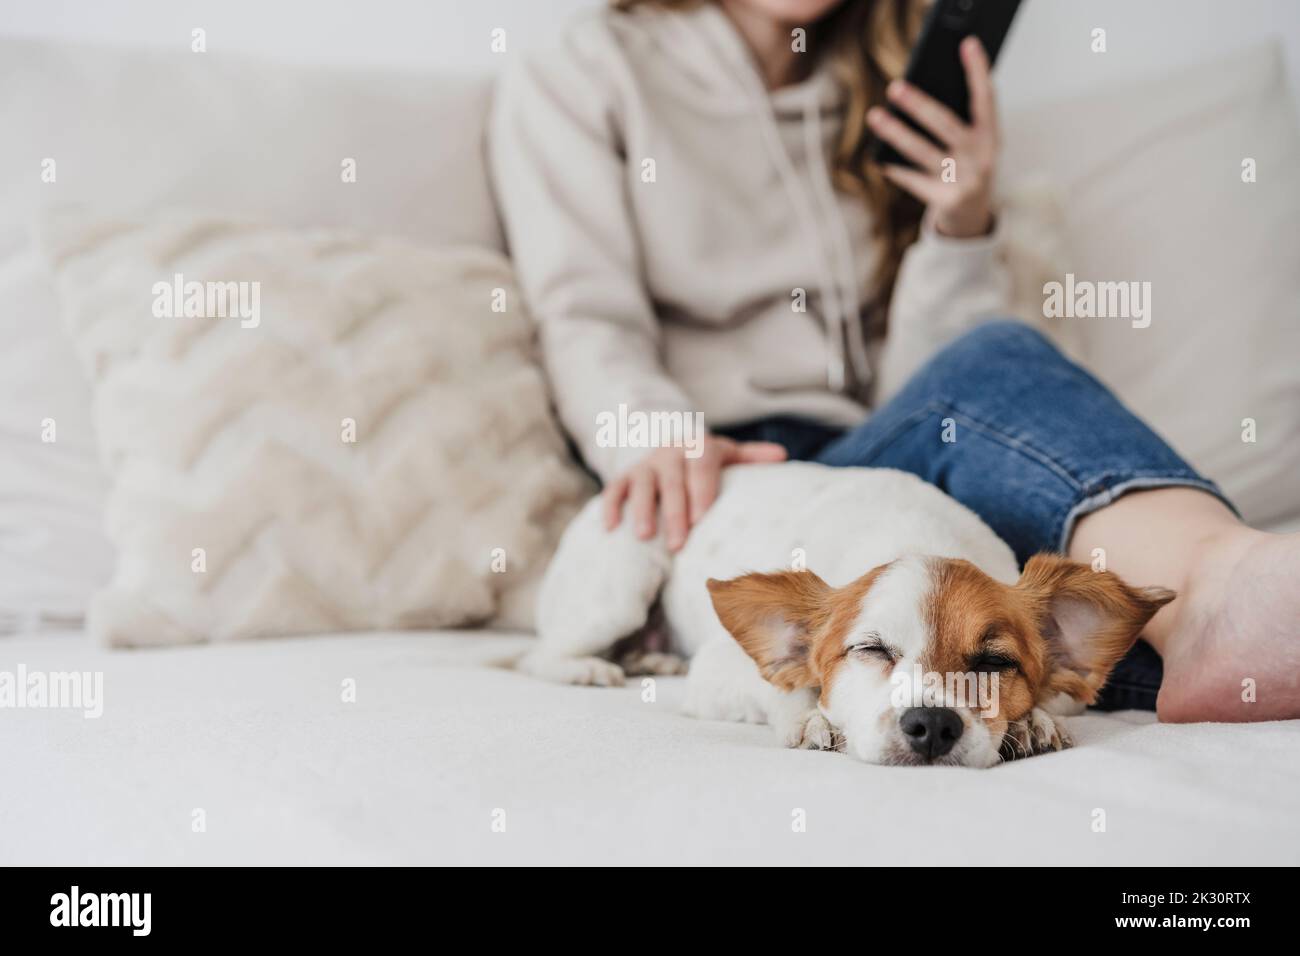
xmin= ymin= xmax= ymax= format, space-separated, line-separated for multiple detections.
xmin=625 ymin=3 xmax=847 ymax=118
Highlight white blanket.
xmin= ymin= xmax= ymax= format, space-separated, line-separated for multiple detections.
xmin=2 ymin=630 xmax=1297 ymax=865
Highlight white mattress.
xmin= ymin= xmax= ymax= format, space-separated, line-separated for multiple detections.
xmin=3 ymin=629 xmax=1298 ymax=865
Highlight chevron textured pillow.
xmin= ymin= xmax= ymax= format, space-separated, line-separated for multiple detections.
xmin=39 ymin=209 xmax=595 ymax=646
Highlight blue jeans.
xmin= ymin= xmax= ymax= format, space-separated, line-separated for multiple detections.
xmin=716 ymin=321 xmax=1234 ymax=712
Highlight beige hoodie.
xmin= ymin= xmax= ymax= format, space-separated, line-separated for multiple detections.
xmin=489 ymin=2 xmax=1010 ymax=481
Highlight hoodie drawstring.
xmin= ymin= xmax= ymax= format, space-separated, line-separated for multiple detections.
xmin=804 ymin=99 xmax=872 ymax=388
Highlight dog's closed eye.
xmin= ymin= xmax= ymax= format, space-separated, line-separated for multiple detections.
xmin=970 ymin=624 xmax=1020 ymax=673
xmin=969 ymin=651 xmax=1020 ymax=673
xmin=847 ymin=632 xmax=899 ymax=663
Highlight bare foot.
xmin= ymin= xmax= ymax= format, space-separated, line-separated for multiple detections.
xmin=1157 ymin=529 xmax=1300 ymax=722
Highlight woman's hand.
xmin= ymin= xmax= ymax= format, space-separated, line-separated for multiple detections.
xmin=603 ymin=435 xmax=788 ymax=552
xmin=866 ymin=36 xmax=999 ymax=239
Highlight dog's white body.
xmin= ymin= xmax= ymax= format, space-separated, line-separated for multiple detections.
xmin=527 ymin=462 xmax=1020 ymax=746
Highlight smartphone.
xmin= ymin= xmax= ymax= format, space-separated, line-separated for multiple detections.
xmin=869 ymin=0 xmax=1022 ymax=168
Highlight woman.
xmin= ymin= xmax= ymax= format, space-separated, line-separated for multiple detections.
xmin=489 ymin=0 xmax=1298 ymax=721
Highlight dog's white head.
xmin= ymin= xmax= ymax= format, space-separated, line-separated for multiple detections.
xmin=708 ymin=554 xmax=1173 ymax=767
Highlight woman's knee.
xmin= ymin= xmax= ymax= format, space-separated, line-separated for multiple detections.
xmin=951 ymin=318 xmax=1055 ymax=357
xmin=888 ymin=319 xmax=1074 ymax=407
xmin=921 ymin=319 xmax=1064 ymax=381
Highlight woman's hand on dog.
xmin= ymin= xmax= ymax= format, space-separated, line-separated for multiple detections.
xmin=867 ymin=36 xmax=999 ymax=239
xmin=603 ymin=436 xmax=787 ymax=552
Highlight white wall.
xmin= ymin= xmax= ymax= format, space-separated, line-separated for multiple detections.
xmin=3 ymin=0 xmax=1299 ymax=109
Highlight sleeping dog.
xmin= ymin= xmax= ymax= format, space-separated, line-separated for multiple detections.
xmin=522 ymin=462 xmax=1173 ymax=766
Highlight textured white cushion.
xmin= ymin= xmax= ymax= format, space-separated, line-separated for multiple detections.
xmin=1002 ymin=40 xmax=1300 ymax=526
xmin=0 ymin=34 xmax=501 ymax=631
xmin=37 ymin=209 xmax=592 ymax=646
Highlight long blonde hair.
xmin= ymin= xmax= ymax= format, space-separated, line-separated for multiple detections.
xmin=613 ymin=0 xmax=927 ymax=334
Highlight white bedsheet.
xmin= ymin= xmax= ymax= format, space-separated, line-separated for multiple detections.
xmin=2 ymin=629 xmax=1297 ymax=865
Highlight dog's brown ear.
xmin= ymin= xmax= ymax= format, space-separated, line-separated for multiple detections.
xmin=706 ymin=571 xmax=832 ymax=690
xmin=1016 ymin=554 xmax=1175 ymax=705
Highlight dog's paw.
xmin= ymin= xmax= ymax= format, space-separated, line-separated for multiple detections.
xmin=1030 ymin=707 xmax=1074 ymax=753
xmin=1001 ymin=707 xmax=1073 ymax=760
xmin=778 ymin=711 xmax=837 ymax=751
xmin=618 ymin=651 xmax=689 ymax=677
xmin=517 ymin=652 xmax=626 ymax=687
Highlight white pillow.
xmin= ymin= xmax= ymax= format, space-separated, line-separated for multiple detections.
xmin=1001 ymin=40 xmax=1300 ymax=527
xmin=37 ymin=209 xmax=593 ymax=646
xmin=0 ymin=34 xmax=501 ymax=632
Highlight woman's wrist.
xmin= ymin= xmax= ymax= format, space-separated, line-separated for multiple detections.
xmin=933 ymin=202 xmax=995 ymax=239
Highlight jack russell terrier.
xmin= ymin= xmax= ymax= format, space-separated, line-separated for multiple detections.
xmin=522 ymin=462 xmax=1173 ymax=767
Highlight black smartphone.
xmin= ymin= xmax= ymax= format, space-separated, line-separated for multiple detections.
xmin=869 ymin=0 xmax=1022 ymax=168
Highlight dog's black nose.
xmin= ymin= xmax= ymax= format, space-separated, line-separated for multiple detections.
xmin=900 ymin=707 xmax=963 ymax=760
